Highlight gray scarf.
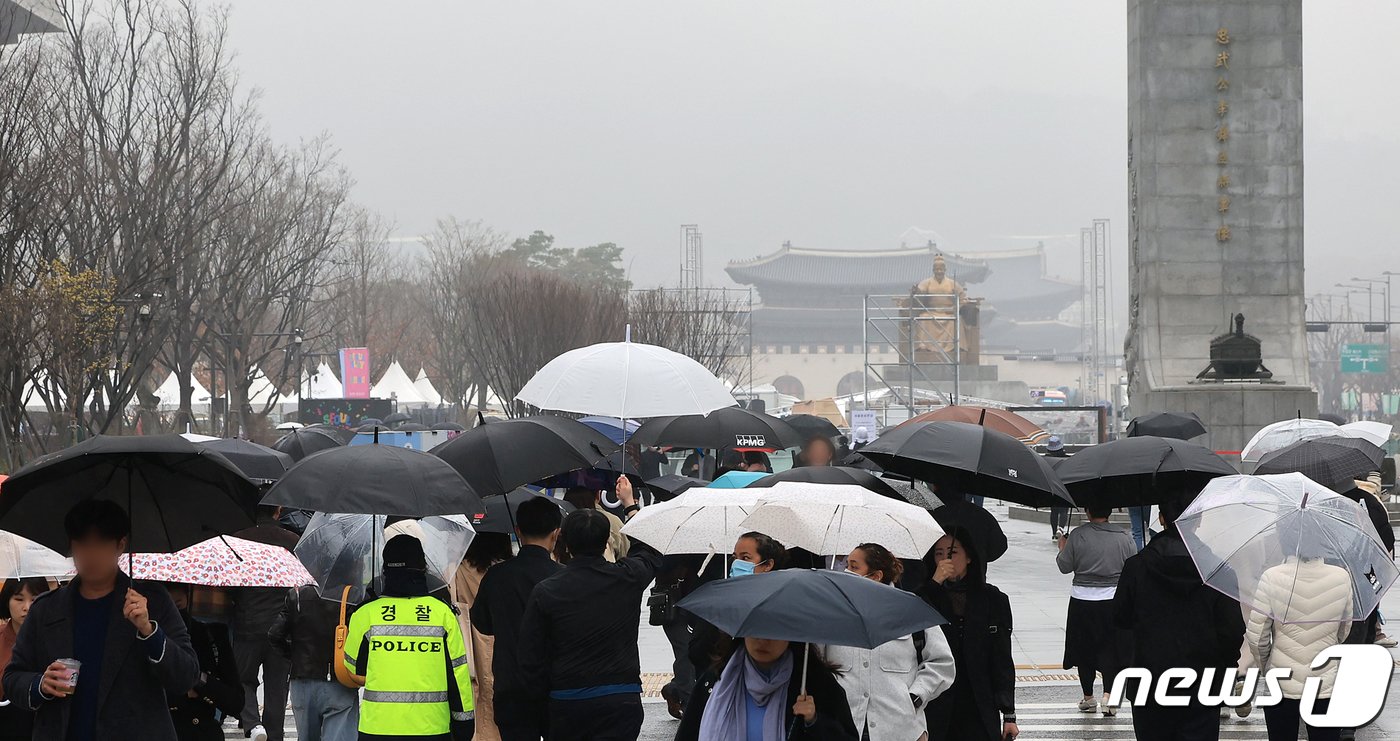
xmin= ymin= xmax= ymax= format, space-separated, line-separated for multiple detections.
xmin=699 ymin=648 xmax=794 ymax=741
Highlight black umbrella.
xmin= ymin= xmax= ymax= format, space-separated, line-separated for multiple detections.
xmin=1255 ymin=436 xmax=1384 ymax=490
xmin=861 ymin=421 xmax=1074 ymax=508
xmin=632 ymin=407 xmax=804 ymax=450
xmin=748 ymin=465 xmax=903 ymax=501
xmin=431 ymin=415 xmax=616 ymax=497
xmin=471 ymin=488 xmax=576 ymax=534
xmin=1319 ymin=413 xmax=1348 ymax=426
xmin=782 ymin=414 xmax=841 ymax=441
xmin=677 ymin=569 xmax=946 ymax=649
xmin=197 ymin=438 xmax=293 ymax=482
xmin=398 ymin=422 xmax=431 ymax=432
xmin=0 ymin=434 xmax=259 ymax=555
xmin=642 ymin=474 xmax=708 ymax=502
xmin=357 ymin=418 xmax=384 ymax=427
xmin=1126 ymin=411 xmax=1208 ymax=440
xmin=272 ymin=427 xmax=345 ymax=461
xmin=1055 ymin=436 xmax=1237 ymax=508
xmin=932 ymin=500 xmax=1009 ymax=562
xmin=262 ymin=443 xmax=485 ymax=517
xmin=431 ymin=422 xmax=465 ymax=432
xmin=383 ymin=412 xmax=413 ymax=426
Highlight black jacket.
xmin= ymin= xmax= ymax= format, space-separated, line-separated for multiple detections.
xmin=1114 ymin=529 xmax=1245 ymax=676
xmin=1363 ymin=493 xmax=1395 ymax=555
xmin=674 ymin=646 xmax=858 ymax=741
xmin=518 ymin=544 xmax=663 ymax=695
xmin=268 ymin=585 xmax=347 ymax=681
xmin=468 ymin=545 xmax=562 ymax=699
xmin=230 ymin=525 xmax=299 ymax=637
xmin=170 ymin=612 xmax=242 ymax=741
xmin=2 ymin=576 xmax=200 ymax=741
xmin=918 ymin=580 xmax=1015 ymax=741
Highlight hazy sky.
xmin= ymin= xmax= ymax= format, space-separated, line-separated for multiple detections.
xmin=225 ymin=1 xmax=1400 ymax=323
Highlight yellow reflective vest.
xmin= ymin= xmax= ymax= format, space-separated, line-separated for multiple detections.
xmin=344 ymin=594 xmax=474 ymax=736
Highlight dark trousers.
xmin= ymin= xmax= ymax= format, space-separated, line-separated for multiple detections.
xmin=547 ymin=694 xmax=643 ymax=741
xmin=1131 ymin=701 xmax=1220 ymax=741
xmin=662 ymin=618 xmax=695 ymax=703
xmin=495 ymin=695 xmax=550 ymax=741
xmin=1264 ymin=698 xmax=1340 ymax=741
xmin=235 ymin=633 xmax=290 ymax=740
xmin=1050 ymin=507 xmax=1071 ymax=534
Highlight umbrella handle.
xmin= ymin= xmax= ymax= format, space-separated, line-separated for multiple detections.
xmin=800 ymin=645 xmax=809 ymax=696
xmin=697 ymin=547 xmax=716 ymax=578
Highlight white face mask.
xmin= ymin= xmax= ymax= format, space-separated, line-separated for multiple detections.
xmin=844 ymin=568 xmax=860 ymax=575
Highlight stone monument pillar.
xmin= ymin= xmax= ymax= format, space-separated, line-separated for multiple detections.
xmin=1126 ymin=0 xmax=1316 ymax=455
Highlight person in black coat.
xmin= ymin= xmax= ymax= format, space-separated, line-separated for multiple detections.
xmin=918 ymin=529 xmax=1017 ymax=741
xmin=1113 ymin=495 xmax=1244 ymax=741
xmin=675 ymin=639 xmax=857 ymax=741
xmin=167 ymin=585 xmax=243 ymax=741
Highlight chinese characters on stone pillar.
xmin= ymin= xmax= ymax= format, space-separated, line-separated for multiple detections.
xmin=1214 ymin=28 xmax=1232 ymax=243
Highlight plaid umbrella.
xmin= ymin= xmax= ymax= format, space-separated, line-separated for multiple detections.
xmin=125 ymin=535 xmax=313 ymax=588
xmin=1254 ymin=436 xmax=1385 ymax=491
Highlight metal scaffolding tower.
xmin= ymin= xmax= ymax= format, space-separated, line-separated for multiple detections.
xmin=1080 ymin=220 xmax=1112 ymax=405
xmin=680 ymin=225 xmax=703 ymax=290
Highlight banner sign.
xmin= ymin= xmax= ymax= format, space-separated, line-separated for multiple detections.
xmin=298 ymin=398 xmax=392 ymax=427
xmin=339 ymin=347 xmax=371 ymax=398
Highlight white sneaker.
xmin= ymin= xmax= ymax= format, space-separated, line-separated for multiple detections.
xmin=249 ymin=726 xmax=268 ymax=741
xmin=1376 ymin=633 xmax=1397 ymax=648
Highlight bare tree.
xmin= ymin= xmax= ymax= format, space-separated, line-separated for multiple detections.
xmin=627 ymin=288 xmax=751 ymax=385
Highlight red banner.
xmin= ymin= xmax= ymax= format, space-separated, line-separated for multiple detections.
xmin=339 ymin=348 xmax=371 ymax=399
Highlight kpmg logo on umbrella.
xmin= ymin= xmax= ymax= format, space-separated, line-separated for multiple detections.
xmin=1108 ymin=644 xmax=1394 ymax=726
xmin=736 ymin=435 xmax=767 ymax=448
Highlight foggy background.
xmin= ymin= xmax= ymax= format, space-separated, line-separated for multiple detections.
xmin=225 ymin=0 xmax=1400 ymax=327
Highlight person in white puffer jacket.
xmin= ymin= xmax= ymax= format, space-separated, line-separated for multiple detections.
xmin=1246 ymin=555 xmax=1353 ymax=741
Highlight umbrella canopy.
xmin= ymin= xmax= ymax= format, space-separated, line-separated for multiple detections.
xmin=357 ymin=418 xmax=384 ymax=427
xmin=1177 ymin=473 xmax=1398 ymax=623
xmin=1342 ymin=421 xmax=1393 ymax=448
xmin=272 ymin=427 xmax=345 ymax=462
xmin=709 ymin=471 xmax=768 ymax=489
xmin=1126 ymin=411 xmax=1208 ymax=440
xmin=471 ymin=489 xmax=576 ymax=534
xmin=198 ymin=438 xmax=293 ymax=482
xmin=0 ymin=531 xmax=73 ymax=579
xmin=383 ymin=412 xmax=413 ymax=426
xmin=431 ymin=422 xmax=465 ymax=432
xmin=295 ymin=512 xmax=474 ymax=603
xmin=931 ymin=500 xmax=1009 ymax=562
xmin=516 ymin=338 xmax=737 ymax=419
xmin=861 ymin=421 xmax=1073 ymax=508
xmin=1255 ymin=436 xmax=1385 ymax=490
xmin=126 ymin=535 xmax=313 ymax=588
xmin=676 ymin=569 xmax=946 ymax=649
xmin=1055 ymin=436 xmax=1237 ymax=508
xmin=0 ymin=434 xmax=259 ymax=555
xmin=782 ymin=414 xmax=841 ymax=441
xmin=643 ymin=474 xmax=708 ymax=502
xmin=274 ymin=422 xmax=305 ymax=431
xmin=262 ymin=444 xmax=484 ymax=518
xmin=748 ymin=466 xmax=902 ymax=501
xmin=431 ymin=415 xmax=616 ymax=497
xmin=900 ymin=406 xmax=1049 ymax=445
xmin=738 ymin=482 xmax=944 ymax=559
xmin=620 ymin=489 xmax=762 ymax=555
xmin=578 ymin=416 xmax=641 ymax=445
xmin=1241 ymin=419 xmax=1343 ymax=463
xmin=179 ymin=432 xmax=220 ymax=443
xmin=632 ymin=407 xmax=804 ymax=451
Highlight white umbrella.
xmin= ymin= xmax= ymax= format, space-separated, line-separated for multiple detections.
xmin=0 ymin=531 xmax=72 ymax=579
xmin=275 ymin=422 xmax=305 ymax=431
xmin=1177 ymin=473 xmax=1398 ymax=623
xmin=1241 ymin=418 xmax=1342 ymax=463
xmin=619 ymin=489 xmax=761 ymax=555
xmin=738 ymin=482 xmax=944 ymax=559
xmin=1341 ymin=421 xmax=1392 ymax=448
xmin=179 ymin=432 xmax=220 ymax=443
xmin=516 ymin=330 xmax=737 ymax=419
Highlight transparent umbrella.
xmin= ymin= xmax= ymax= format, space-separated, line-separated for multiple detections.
xmin=1177 ymin=473 xmax=1398 ymax=623
xmin=1241 ymin=419 xmax=1342 ymax=463
xmin=0 ymin=531 xmax=72 ymax=579
xmin=294 ymin=512 xmax=475 ymax=603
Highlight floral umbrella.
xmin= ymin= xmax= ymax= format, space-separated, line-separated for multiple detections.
xmin=124 ymin=535 xmax=313 ymax=588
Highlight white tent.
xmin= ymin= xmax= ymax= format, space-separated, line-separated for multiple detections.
xmin=150 ymin=371 xmax=212 ymax=411
xmin=247 ymin=365 xmax=285 ymax=408
xmin=303 ymin=362 xmax=343 ymax=399
xmin=413 ymin=368 xmax=443 ymax=406
xmin=373 ymin=361 xmax=427 ymax=407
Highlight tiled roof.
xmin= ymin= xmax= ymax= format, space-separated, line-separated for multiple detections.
xmin=726 ymin=245 xmax=992 ymax=288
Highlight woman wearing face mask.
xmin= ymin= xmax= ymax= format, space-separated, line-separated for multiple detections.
xmin=817 ymin=544 xmax=956 ymax=741
xmin=919 ymin=530 xmax=1017 ymax=741
xmin=689 ymin=533 xmax=787 ymax=682
xmin=0 ymin=577 xmax=52 ymax=741
xmin=676 ymin=635 xmax=858 ymax=741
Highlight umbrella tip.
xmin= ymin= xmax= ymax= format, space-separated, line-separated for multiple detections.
xmin=625 ymin=324 xmax=632 ymax=342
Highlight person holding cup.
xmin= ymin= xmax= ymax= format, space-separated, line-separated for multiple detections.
xmin=2 ymin=500 xmax=199 ymax=741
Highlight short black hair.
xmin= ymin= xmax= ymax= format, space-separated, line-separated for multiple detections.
xmin=64 ymin=499 xmax=130 ymax=543
xmin=517 ymin=496 xmax=564 ymax=538
xmin=561 ymin=509 xmax=611 ymax=558
xmin=561 ymin=487 xmax=597 ymax=511
xmin=1085 ymin=505 xmax=1114 ymax=520
xmin=0 ymin=578 xmax=50 ymax=620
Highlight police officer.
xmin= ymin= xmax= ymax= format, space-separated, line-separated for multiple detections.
xmin=344 ymin=534 xmax=474 ymax=741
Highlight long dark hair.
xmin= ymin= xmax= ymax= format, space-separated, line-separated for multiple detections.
xmin=464 ymin=532 xmax=513 ymax=571
xmin=922 ymin=527 xmax=986 ymax=587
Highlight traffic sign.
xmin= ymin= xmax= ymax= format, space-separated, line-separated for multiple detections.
xmin=1341 ymin=344 xmax=1388 ymax=374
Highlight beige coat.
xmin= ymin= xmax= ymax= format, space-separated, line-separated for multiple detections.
xmin=1246 ymin=558 xmax=1353 ymax=699
xmin=453 ymin=561 xmax=500 ymax=741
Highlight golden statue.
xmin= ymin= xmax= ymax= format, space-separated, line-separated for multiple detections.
xmin=904 ymin=254 xmax=970 ymax=357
